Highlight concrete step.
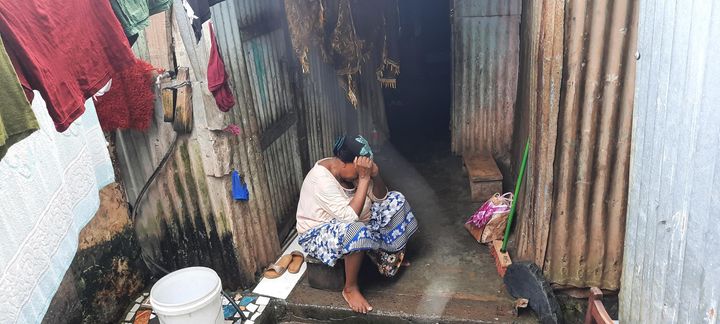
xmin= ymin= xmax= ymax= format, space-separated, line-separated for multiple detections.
xmin=279 ymin=282 xmax=537 ymax=323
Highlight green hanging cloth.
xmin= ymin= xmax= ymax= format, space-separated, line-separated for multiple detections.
xmin=111 ymin=0 xmax=172 ymax=41
xmin=0 ymin=35 xmax=38 ymax=161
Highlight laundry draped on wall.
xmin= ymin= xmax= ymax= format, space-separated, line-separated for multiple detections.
xmin=285 ymin=0 xmax=401 ymax=107
xmin=0 ymin=35 xmax=37 ymax=161
xmin=0 ymin=94 xmax=114 ymax=324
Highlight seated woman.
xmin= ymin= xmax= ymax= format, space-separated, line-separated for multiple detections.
xmin=296 ymin=135 xmax=418 ymax=314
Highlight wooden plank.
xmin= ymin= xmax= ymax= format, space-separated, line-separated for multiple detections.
xmin=172 ymin=67 xmax=193 ymax=133
xmin=145 ymin=12 xmax=174 ymax=70
xmin=490 ymin=240 xmax=512 ymax=277
xmin=260 ymin=112 xmax=297 ymax=150
xmin=469 ymin=180 xmax=502 ymax=202
xmin=464 ymin=154 xmax=503 ymax=181
xmin=160 ymin=76 xmax=175 ymax=122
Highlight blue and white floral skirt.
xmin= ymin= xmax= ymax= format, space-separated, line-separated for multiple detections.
xmin=299 ymin=191 xmax=418 ymax=277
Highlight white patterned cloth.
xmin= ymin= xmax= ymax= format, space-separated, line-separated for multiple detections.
xmin=0 ymin=92 xmax=114 ymax=324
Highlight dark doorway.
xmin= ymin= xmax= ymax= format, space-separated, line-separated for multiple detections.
xmin=384 ymin=0 xmax=452 ymax=157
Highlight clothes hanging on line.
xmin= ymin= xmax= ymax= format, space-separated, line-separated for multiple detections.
xmin=0 ymin=34 xmax=37 ymax=161
xmin=111 ymin=0 xmax=172 ymax=44
xmin=0 ymin=0 xmax=136 ymax=132
xmin=0 ymin=92 xmax=114 ymax=324
xmin=94 ymin=59 xmax=158 ymax=131
xmin=182 ymin=0 xmax=226 ymax=42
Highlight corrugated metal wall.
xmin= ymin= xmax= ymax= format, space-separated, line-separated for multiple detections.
xmin=355 ymin=55 xmax=390 ymax=146
xmin=298 ymin=50 xmax=351 ymax=163
xmin=214 ymin=0 xmax=390 ymax=238
xmin=621 ymin=0 xmax=720 ymax=322
xmin=512 ymin=0 xmax=638 ymax=290
xmin=284 ymin=3 xmax=390 ymax=163
xmin=511 ymin=0 xmax=565 ymax=279
xmin=115 ymin=9 xmax=281 ymax=289
xmin=212 ymin=0 xmax=304 ymax=240
xmin=451 ymin=0 xmax=520 ymax=164
xmin=545 ymin=0 xmax=637 ymax=290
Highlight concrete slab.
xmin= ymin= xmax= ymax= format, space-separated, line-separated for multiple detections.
xmin=286 ymin=142 xmax=537 ymax=323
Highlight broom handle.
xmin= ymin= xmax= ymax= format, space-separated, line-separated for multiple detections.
xmin=501 ymin=138 xmax=530 ymax=253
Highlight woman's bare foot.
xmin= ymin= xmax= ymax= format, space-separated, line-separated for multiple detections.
xmin=342 ymin=286 xmax=373 ymax=314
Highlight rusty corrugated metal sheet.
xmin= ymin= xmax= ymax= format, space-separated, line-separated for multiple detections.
xmin=210 ymin=1 xmax=278 ymax=263
xmin=355 ymin=55 xmax=390 ymax=145
xmin=451 ymin=0 xmax=520 ymax=164
xmin=621 ymin=0 xmax=720 ymax=322
xmin=511 ymin=0 xmax=565 ymax=274
xmin=299 ymin=50 xmax=351 ymax=163
xmin=545 ymin=0 xmax=637 ymax=290
xmin=286 ymin=15 xmax=388 ymax=161
xmin=512 ymin=0 xmax=637 ymax=290
xmin=213 ymin=0 xmax=305 ymax=240
xmin=115 ymin=8 xmax=281 ymax=289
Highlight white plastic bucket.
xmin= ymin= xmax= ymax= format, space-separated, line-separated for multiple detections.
xmin=150 ymin=267 xmax=224 ymax=324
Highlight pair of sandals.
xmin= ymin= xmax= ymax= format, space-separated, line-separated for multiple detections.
xmin=263 ymin=251 xmax=305 ymax=279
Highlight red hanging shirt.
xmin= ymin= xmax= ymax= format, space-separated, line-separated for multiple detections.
xmin=0 ymin=0 xmax=136 ymax=131
xmin=207 ymin=22 xmax=235 ymax=112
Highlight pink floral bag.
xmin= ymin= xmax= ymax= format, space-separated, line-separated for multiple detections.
xmin=465 ymin=193 xmax=513 ymax=243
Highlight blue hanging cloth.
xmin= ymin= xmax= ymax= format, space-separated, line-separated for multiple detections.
xmin=232 ymin=170 xmax=249 ymax=201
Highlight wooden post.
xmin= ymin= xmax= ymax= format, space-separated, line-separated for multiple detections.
xmin=161 ymin=76 xmax=175 ymax=122
xmin=173 ymin=67 xmax=193 ymax=133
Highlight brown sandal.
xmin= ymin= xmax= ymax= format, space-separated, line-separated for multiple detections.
xmin=263 ymin=254 xmax=293 ymax=279
xmin=287 ymin=251 xmax=305 ymax=274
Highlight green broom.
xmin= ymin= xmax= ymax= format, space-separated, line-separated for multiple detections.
xmin=502 ymin=138 xmax=530 ymax=252
xmin=491 ymin=138 xmax=530 ymax=276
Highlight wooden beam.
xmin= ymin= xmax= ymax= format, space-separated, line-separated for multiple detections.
xmin=172 ymin=67 xmax=193 ymax=133
xmin=260 ymin=112 xmax=297 ymax=150
xmin=160 ymin=75 xmax=175 ymax=122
